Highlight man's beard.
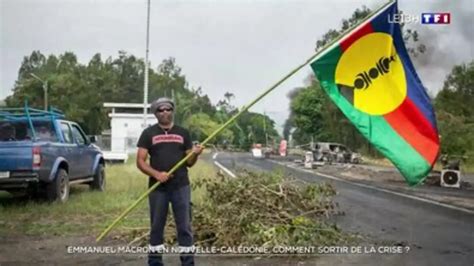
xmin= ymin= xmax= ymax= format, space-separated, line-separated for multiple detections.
xmin=159 ymin=114 xmax=173 ymax=125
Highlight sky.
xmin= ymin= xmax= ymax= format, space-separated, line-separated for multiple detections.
xmin=1 ymin=0 xmax=473 ymax=132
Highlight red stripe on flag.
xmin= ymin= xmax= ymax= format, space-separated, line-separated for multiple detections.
xmin=384 ymin=98 xmax=439 ymax=165
xmin=340 ymin=22 xmax=374 ymax=52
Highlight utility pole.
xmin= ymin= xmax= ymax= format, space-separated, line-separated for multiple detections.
xmin=143 ymin=0 xmax=151 ymax=128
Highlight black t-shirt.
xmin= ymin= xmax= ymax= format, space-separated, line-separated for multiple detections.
xmin=137 ymin=124 xmax=193 ymax=191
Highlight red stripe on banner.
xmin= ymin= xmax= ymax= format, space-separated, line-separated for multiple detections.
xmin=384 ymin=98 xmax=439 ymax=165
xmin=340 ymin=22 xmax=374 ymax=52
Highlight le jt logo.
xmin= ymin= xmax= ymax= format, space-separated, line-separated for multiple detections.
xmin=421 ymin=13 xmax=451 ymax=24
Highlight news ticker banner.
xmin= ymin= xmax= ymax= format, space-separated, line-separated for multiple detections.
xmin=66 ymin=245 xmax=412 ymax=255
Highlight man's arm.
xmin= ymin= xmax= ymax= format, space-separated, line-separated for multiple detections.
xmin=136 ymin=147 xmax=170 ymax=183
xmin=186 ymin=144 xmax=203 ymax=167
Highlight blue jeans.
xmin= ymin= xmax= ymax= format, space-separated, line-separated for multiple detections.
xmin=148 ymin=185 xmax=194 ymax=266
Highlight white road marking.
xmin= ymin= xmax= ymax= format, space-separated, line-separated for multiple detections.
xmin=212 ymin=153 xmax=236 ymax=178
xmin=270 ymin=160 xmax=474 ymax=215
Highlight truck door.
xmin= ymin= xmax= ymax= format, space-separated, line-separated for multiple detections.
xmin=59 ymin=122 xmax=78 ymax=178
xmin=70 ymin=124 xmax=94 ymax=177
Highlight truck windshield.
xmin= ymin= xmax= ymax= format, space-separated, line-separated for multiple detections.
xmin=0 ymin=120 xmax=58 ymax=142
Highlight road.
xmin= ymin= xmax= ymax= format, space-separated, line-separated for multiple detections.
xmin=213 ymin=152 xmax=474 ymax=266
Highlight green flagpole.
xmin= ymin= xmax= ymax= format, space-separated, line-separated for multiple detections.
xmin=96 ymin=0 xmax=395 ymax=243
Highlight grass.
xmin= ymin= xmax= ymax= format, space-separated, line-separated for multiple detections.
xmin=0 ymin=156 xmax=216 ymax=238
xmin=361 ymin=156 xmax=394 ymax=167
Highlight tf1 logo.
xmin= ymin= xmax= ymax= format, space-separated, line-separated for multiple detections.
xmin=388 ymin=12 xmax=451 ymax=25
xmin=421 ymin=13 xmax=451 ymax=24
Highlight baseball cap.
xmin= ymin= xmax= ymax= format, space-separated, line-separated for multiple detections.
xmin=151 ymin=97 xmax=175 ymax=114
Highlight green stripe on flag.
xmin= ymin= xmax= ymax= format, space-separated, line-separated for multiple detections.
xmin=311 ymin=46 xmax=342 ymax=87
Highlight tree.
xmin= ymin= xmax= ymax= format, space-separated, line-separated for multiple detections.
xmin=435 ymin=61 xmax=474 ymax=119
xmin=6 ymin=51 xmax=279 ymax=143
xmin=434 ymin=61 xmax=474 ymax=162
xmin=17 ymin=50 xmax=47 ymax=81
xmin=184 ymin=113 xmax=234 ymax=144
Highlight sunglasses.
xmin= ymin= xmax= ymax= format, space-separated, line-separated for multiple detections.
xmin=157 ymin=108 xmax=173 ymax=113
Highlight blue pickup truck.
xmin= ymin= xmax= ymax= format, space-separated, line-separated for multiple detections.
xmin=0 ymin=106 xmax=105 ymax=202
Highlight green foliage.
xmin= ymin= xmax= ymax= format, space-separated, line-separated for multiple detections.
xmin=214 ymin=93 xmax=280 ymax=150
xmin=229 ymin=111 xmax=280 ymax=150
xmin=434 ymin=61 xmax=474 ymax=164
xmin=291 ymin=83 xmax=325 ymax=138
xmin=6 ymin=51 xmax=205 ymax=134
xmin=184 ymin=113 xmax=234 ymax=144
xmin=435 ymin=62 xmax=474 ymax=119
xmin=191 ymin=170 xmax=354 ymax=248
xmin=5 ymin=51 xmax=279 ymax=147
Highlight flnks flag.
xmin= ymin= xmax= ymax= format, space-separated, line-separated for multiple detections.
xmin=311 ymin=1 xmax=439 ymax=186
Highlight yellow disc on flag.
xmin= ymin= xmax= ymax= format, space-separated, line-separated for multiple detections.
xmin=335 ymin=32 xmax=407 ymax=115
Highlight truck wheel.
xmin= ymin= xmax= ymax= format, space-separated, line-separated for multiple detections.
xmin=46 ymin=168 xmax=69 ymax=203
xmin=90 ymin=164 xmax=105 ymax=191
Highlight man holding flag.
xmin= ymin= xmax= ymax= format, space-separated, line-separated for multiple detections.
xmin=136 ymin=97 xmax=203 ymax=266
xmin=97 ymin=0 xmax=440 ymax=245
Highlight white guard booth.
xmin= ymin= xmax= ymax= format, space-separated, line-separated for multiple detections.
xmin=103 ymin=103 xmax=156 ymax=163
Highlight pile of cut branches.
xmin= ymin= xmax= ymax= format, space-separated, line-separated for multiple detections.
xmin=120 ymin=170 xmax=354 ymax=248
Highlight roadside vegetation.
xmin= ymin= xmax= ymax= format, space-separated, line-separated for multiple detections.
xmin=0 ymin=157 xmax=355 ymax=249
